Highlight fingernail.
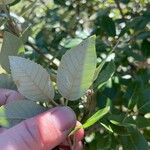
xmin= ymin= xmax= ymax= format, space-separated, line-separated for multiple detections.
xmin=51 ymin=106 xmax=76 ymax=132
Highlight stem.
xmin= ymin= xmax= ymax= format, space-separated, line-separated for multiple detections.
xmin=3 ymin=5 xmax=20 ymax=36
xmin=27 ymin=41 xmax=52 ymax=62
xmin=27 ymin=41 xmax=60 ymax=67
xmin=111 ymin=38 xmax=120 ymax=52
xmin=68 ymin=137 xmax=74 ymax=150
xmin=114 ymin=0 xmax=126 ymax=23
xmin=50 ymin=99 xmax=59 ymax=107
xmin=72 ymin=135 xmax=77 ymax=150
xmin=65 ymin=99 xmax=69 ymax=106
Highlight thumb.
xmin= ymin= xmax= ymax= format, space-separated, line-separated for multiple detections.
xmin=0 ymin=106 xmax=76 ymax=150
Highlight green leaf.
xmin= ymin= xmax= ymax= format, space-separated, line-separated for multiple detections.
xmin=94 ymin=61 xmax=115 ymax=90
xmin=135 ymin=116 xmax=150 ymax=128
xmin=121 ymin=0 xmax=130 ymax=4
xmin=0 ymin=32 xmax=24 ymax=72
xmin=136 ymin=31 xmax=150 ymax=40
xmin=128 ymin=87 xmax=138 ymax=109
xmin=138 ymin=88 xmax=150 ymax=114
xmin=93 ymin=50 xmax=114 ymax=81
xmin=101 ymin=16 xmax=116 ymax=37
xmin=57 ymin=35 xmax=97 ymax=100
xmin=109 ymin=122 xmax=129 ymax=136
xmin=83 ymin=106 xmax=110 ymax=129
xmin=121 ymin=126 xmax=149 ymax=150
xmin=141 ymin=40 xmax=150 ymax=56
xmin=100 ymin=116 xmax=130 ymax=136
xmin=9 ymin=0 xmax=20 ymax=6
xmin=9 ymin=56 xmax=55 ymax=102
xmin=93 ymin=60 xmax=106 ymax=81
xmin=0 ymin=0 xmax=16 ymax=5
xmin=69 ymin=106 xmax=110 ymax=136
xmin=0 ymin=0 xmax=20 ymax=5
xmin=95 ymin=133 xmax=112 ymax=150
xmin=60 ymin=38 xmax=83 ymax=48
xmin=0 ymin=100 xmax=47 ymax=128
xmin=21 ymin=23 xmax=32 ymax=44
xmin=129 ymin=16 xmax=149 ymax=30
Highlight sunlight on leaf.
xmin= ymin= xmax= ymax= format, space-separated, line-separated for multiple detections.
xmin=69 ymin=106 xmax=110 ymax=136
xmin=57 ymin=35 xmax=97 ymax=100
xmin=83 ymin=106 xmax=110 ymax=128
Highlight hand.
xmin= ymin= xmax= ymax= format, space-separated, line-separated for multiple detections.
xmin=0 ymin=89 xmax=84 ymax=150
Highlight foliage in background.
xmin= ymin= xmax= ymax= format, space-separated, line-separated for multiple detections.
xmin=0 ymin=0 xmax=150 ymax=149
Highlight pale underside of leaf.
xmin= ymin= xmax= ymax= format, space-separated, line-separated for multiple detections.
xmin=57 ymin=35 xmax=97 ymax=100
xmin=0 ymin=100 xmax=47 ymax=128
xmin=0 ymin=32 xmax=24 ymax=72
xmin=9 ymin=56 xmax=54 ymax=102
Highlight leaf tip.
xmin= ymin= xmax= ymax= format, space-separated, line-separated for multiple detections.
xmin=88 ymin=35 xmax=96 ymax=43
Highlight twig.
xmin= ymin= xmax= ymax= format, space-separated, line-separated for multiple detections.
xmin=3 ymin=5 xmax=20 ymax=36
xmin=27 ymin=41 xmax=60 ymax=67
xmin=27 ymin=41 xmax=51 ymax=61
xmin=49 ymin=98 xmax=59 ymax=107
xmin=68 ymin=137 xmax=74 ymax=150
xmin=111 ymin=38 xmax=120 ymax=52
xmin=65 ymin=99 xmax=69 ymax=106
xmin=114 ymin=0 xmax=126 ymax=23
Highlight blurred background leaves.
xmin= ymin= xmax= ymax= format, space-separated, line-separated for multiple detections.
xmin=0 ymin=0 xmax=150 ymax=149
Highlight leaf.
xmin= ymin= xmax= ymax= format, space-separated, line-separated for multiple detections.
xmin=93 ymin=60 xmax=105 ymax=81
xmin=9 ymin=56 xmax=55 ymax=102
xmin=138 ymin=88 xmax=150 ymax=114
xmin=0 ymin=65 xmax=6 ymax=74
xmin=0 ymin=0 xmax=15 ymax=5
xmin=60 ymin=38 xmax=83 ymax=48
xmin=9 ymin=0 xmax=20 ymax=6
xmin=0 ymin=0 xmax=20 ymax=5
xmin=57 ymin=35 xmax=97 ymax=100
xmin=83 ymin=106 xmax=110 ymax=129
xmin=94 ymin=61 xmax=115 ymax=90
xmin=69 ymin=106 xmax=110 ymax=136
xmin=101 ymin=16 xmax=116 ymax=37
xmin=121 ymin=0 xmax=130 ymax=4
xmin=127 ymin=87 xmax=138 ymax=109
xmin=0 ymin=32 xmax=24 ymax=72
xmin=93 ymin=50 xmax=114 ymax=81
xmin=121 ymin=126 xmax=149 ymax=150
xmin=136 ymin=31 xmax=150 ymax=40
xmin=135 ymin=116 xmax=150 ymax=128
xmin=95 ymin=133 xmax=112 ymax=150
xmin=108 ymin=122 xmax=129 ymax=136
xmin=129 ymin=16 xmax=149 ymax=30
xmin=141 ymin=40 xmax=150 ymax=56
xmin=21 ymin=23 xmax=32 ymax=44
xmin=0 ymin=73 xmax=16 ymax=90
xmin=0 ymin=100 xmax=47 ymax=128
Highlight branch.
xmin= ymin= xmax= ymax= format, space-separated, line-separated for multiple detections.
xmin=114 ymin=0 xmax=126 ymax=23
xmin=26 ymin=41 xmax=60 ymax=67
